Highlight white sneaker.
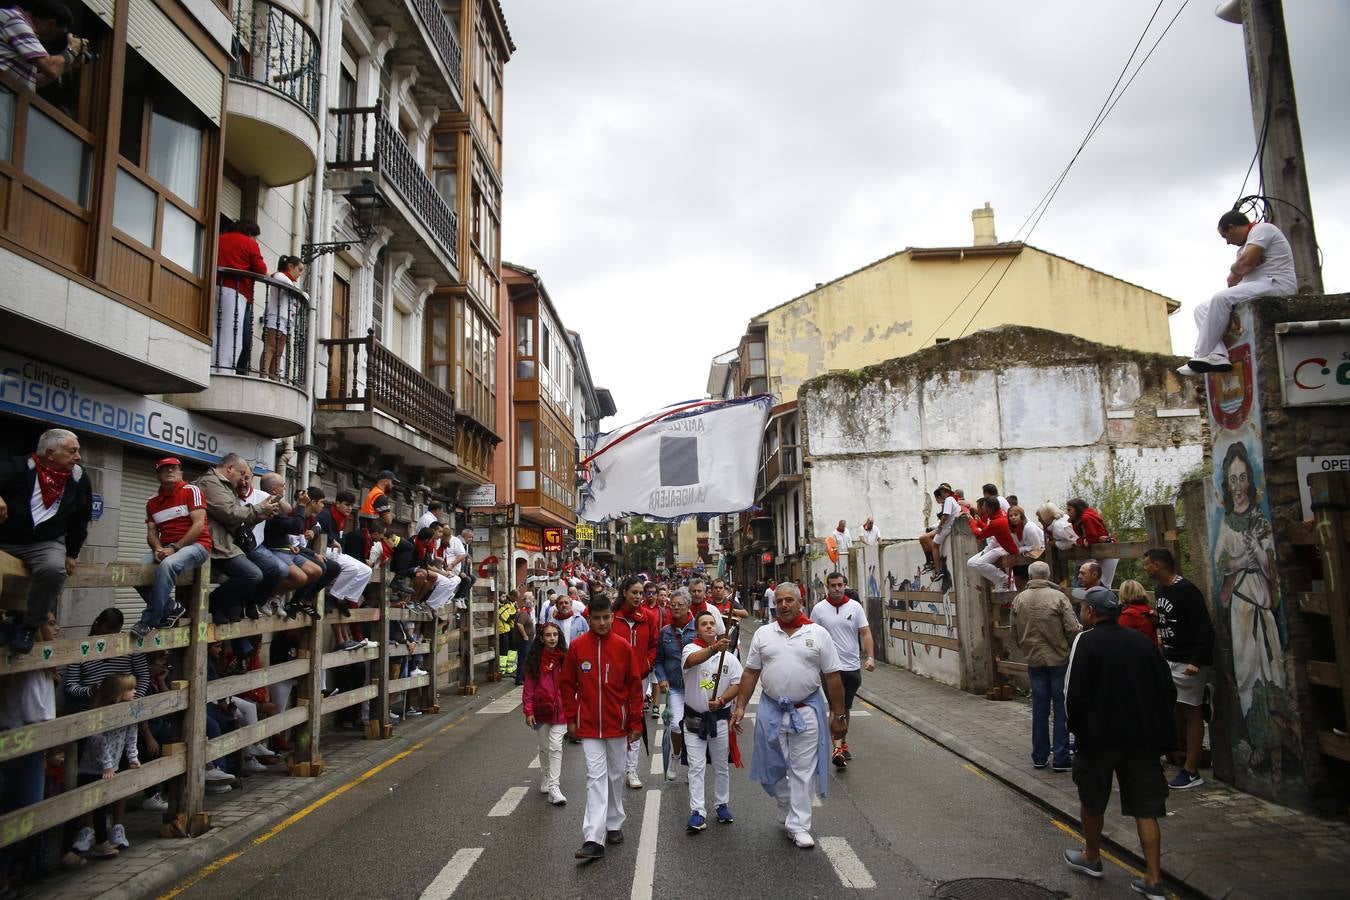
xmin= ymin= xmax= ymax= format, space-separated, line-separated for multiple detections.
xmin=72 ymin=825 xmax=95 ymax=853
xmin=110 ymin=823 xmax=130 ymax=849
xmin=791 ymin=831 xmax=815 ymax=849
xmin=248 ymin=743 xmax=277 ymax=758
xmin=539 ymin=779 xmax=552 ymax=795
xmin=1175 ymin=364 xmax=1197 ymax=376
xmin=206 ymin=782 xmax=233 ymax=795
xmin=142 ymin=792 xmax=169 ymax=812
xmin=665 ymin=767 xmax=678 ymax=782
xmin=1189 ymin=351 xmax=1233 ymax=373
xmin=242 ymin=756 xmax=267 ymax=773
xmin=548 ymin=786 xmax=567 ymax=806
xmin=204 ymin=766 xmax=236 ymax=784
xmin=410 ymin=667 xmax=428 ymax=677
xmin=390 ymin=712 xmax=401 ymax=723
xmin=624 ymin=771 xmax=643 ymax=790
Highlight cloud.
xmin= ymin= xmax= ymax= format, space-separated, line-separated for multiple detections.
xmin=501 ymin=0 xmax=1349 ymax=422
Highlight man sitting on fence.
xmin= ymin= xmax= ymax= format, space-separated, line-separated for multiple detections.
xmin=966 ymin=497 xmax=1019 ymax=591
xmin=132 ymin=457 xmax=209 ymax=639
xmin=195 ymin=453 xmax=281 ymax=625
xmin=918 ymin=483 xmax=959 ymax=581
xmin=0 ymin=429 xmax=93 ymax=654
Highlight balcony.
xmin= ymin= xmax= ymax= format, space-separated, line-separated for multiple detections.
xmin=761 ymin=443 xmax=802 ymax=497
xmin=315 ymin=334 xmax=459 ymax=469
xmin=164 ymin=269 xmax=310 ymax=437
xmin=328 ymin=107 xmax=459 ymax=280
xmin=363 ymin=0 xmax=463 ymax=110
xmin=748 ymin=515 xmax=776 ymax=550
xmin=226 ymin=0 xmax=320 ymax=186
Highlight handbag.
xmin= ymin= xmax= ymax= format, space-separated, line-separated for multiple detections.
xmin=233 ymin=523 xmax=257 ymax=554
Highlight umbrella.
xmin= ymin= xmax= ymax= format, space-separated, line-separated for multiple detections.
xmin=661 ymin=693 xmax=673 ymax=778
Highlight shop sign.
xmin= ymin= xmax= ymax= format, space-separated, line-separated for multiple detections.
xmin=575 ymin=523 xmax=595 ymax=541
xmin=517 ymin=525 xmax=543 ymax=552
xmin=543 ymin=527 xmax=564 ymax=551
xmin=462 ymin=483 xmax=497 ymax=507
xmin=1277 ymin=321 xmax=1350 ymax=407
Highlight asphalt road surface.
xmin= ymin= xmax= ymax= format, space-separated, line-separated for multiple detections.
xmin=167 ymin=660 xmax=1185 ymax=899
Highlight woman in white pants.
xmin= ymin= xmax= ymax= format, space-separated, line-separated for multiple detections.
xmin=522 ymin=622 xmax=569 ymax=806
xmin=680 ymin=611 xmax=743 ymax=831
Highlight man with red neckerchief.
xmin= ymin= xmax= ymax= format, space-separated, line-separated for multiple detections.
xmin=732 ymin=583 xmax=846 ymax=850
xmin=966 ymin=496 xmax=1020 ymax=590
xmin=710 ymin=577 xmax=749 ymax=623
xmin=810 ymin=572 xmax=874 ymax=769
xmin=687 ymin=576 xmax=725 ymax=636
xmin=613 ymin=576 xmax=658 ymax=789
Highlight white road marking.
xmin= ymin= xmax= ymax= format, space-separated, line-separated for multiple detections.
xmin=849 ymin=709 xmax=871 ymax=717
xmin=528 ymin=757 xmax=540 ymax=769
xmin=419 ymin=847 xmax=483 ymax=899
xmin=819 ymin=836 xmax=876 ymax=889
xmin=650 ymin=728 xmax=665 ymax=774
xmin=476 ymin=688 xmax=523 ymax=714
xmin=630 ymin=789 xmax=661 ymax=900
xmin=487 ymin=786 xmax=529 ymax=817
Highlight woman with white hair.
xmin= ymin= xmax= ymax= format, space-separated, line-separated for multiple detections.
xmin=1036 ymin=502 xmax=1078 ymax=551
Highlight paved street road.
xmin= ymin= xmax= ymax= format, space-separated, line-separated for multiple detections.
xmin=169 ymin=673 xmax=1185 ymax=899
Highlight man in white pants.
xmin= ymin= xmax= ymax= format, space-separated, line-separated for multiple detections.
xmin=1180 ymin=210 xmax=1297 ymax=375
xmin=681 ymin=610 xmax=741 ymax=831
xmin=733 ymin=583 xmax=847 ymax=850
xmin=314 ymin=489 xmax=372 ymax=608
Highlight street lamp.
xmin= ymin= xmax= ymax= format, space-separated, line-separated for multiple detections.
xmin=301 ymin=179 xmax=386 ymax=262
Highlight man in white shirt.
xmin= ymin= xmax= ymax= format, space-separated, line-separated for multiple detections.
xmin=1181 ymin=210 xmax=1298 ymax=375
xmin=732 ymin=583 xmax=847 ymax=850
xmin=444 ymin=528 xmax=472 ymax=608
xmin=828 ymin=520 xmax=851 ymax=572
xmin=681 ymin=610 xmax=743 ymax=831
xmin=415 ymin=500 xmax=444 ymax=533
xmin=982 ymin=484 xmax=1011 ymax=514
xmin=810 ymin=572 xmax=874 ymax=769
xmin=919 ymin=484 xmax=960 ymax=579
xmin=857 ymin=518 xmax=880 ymax=547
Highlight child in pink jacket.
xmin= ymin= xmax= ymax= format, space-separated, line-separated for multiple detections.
xmin=522 ymin=621 xmax=569 ymax=806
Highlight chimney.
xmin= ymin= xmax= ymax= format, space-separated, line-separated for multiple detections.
xmin=972 ymin=202 xmax=997 ymax=246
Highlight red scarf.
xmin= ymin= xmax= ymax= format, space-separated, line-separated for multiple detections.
xmin=715 ymin=600 xmax=732 ymax=614
xmin=542 ymin=648 xmax=564 ymax=670
xmin=692 ymin=636 xmax=713 ymax=649
xmin=330 ymin=505 xmax=348 ymax=533
xmin=31 ymin=455 xmax=70 ymax=508
xmin=690 ymin=600 xmax=710 ymax=617
xmin=825 ymin=593 xmax=850 ymax=609
xmin=778 ymin=613 xmax=812 ymax=630
xmin=554 ymin=606 xmax=572 ymax=620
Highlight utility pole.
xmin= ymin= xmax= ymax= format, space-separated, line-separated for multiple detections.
xmin=1236 ymin=0 xmax=1323 ymax=293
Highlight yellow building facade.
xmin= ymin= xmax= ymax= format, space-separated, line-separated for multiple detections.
xmin=749 ymin=209 xmax=1178 ymax=403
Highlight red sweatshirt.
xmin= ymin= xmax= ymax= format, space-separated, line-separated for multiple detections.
xmin=1119 ymin=603 xmax=1158 ymax=645
xmin=970 ymin=511 xmax=1019 ymax=555
xmin=1073 ymin=507 xmax=1112 ymax=546
xmin=560 ymin=629 xmax=644 ymax=739
xmin=613 ymin=604 xmax=659 ymax=677
xmin=217 ymin=231 xmax=268 ymax=295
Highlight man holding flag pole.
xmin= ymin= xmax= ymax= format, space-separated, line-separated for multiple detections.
xmin=681 ymin=614 xmax=743 ymax=832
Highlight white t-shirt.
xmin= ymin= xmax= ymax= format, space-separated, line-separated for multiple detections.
xmin=746 ymin=621 xmax=842 ymax=704
xmin=1016 ymin=520 xmax=1045 ymax=555
xmin=857 ymin=524 xmax=880 ymax=546
xmin=691 ymin=603 xmax=727 ymax=635
xmin=680 ymin=642 xmax=743 ymax=714
xmin=1241 ymin=222 xmax=1296 ymax=287
xmin=831 ymin=528 xmax=852 ymax=552
xmin=764 ymin=588 xmax=776 ymax=610
xmin=996 ymin=495 xmax=1010 ymax=512
xmin=1048 ymin=515 xmax=1077 ymax=550
xmin=940 ymin=496 xmax=960 ymax=521
xmin=444 ymin=535 xmax=469 ymax=574
xmin=415 ymin=511 xmax=439 ymax=532
xmin=810 ymin=598 xmax=869 ymax=671
xmin=246 ymin=487 xmax=270 ymax=547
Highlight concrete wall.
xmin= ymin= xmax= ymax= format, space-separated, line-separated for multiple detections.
xmin=758 ymin=246 xmax=1176 ymax=403
xmin=800 ymin=327 xmax=1206 ymax=547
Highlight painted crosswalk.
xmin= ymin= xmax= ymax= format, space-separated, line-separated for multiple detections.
xmin=487 ymin=786 xmax=529 ymax=817
xmin=476 ymin=687 xmax=523 ymax=714
xmin=418 ymin=848 xmax=483 ymax=899
xmin=819 ymin=836 xmax=877 ymax=889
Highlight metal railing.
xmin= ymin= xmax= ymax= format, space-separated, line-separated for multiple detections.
xmin=319 ymin=333 xmax=457 ymax=448
xmin=212 ymin=267 xmax=310 ymax=389
xmin=409 ymin=0 xmax=463 ymax=97
xmin=230 ymin=0 xmax=320 ymax=117
xmin=329 ymin=107 xmax=459 ymax=269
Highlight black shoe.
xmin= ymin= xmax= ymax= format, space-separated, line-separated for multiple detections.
xmin=338 ymin=604 xmax=352 ymax=618
xmin=244 ymin=603 xmax=261 ymax=621
xmin=574 ymin=841 xmax=604 ymax=860
xmin=284 ymin=602 xmax=301 ymax=620
xmin=0 ymin=617 xmax=15 ymax=647
xmin=336 ymin=639 xmax=360 ymax=651
xmin=9 ymin=625 xmax=36 ymax=655
xmin=1052 ymin=760 xmax=1072 ymax=772
xmin=605 ymin=830 xmax=624 ymax=845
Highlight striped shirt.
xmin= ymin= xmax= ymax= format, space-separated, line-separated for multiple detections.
xmin=0 ymin=9 xmax=48 ymax=91
xmin=146 ymin=481 xmax=212 ymax=550
xmin=63 ymin=654 xmax=150 ymax=707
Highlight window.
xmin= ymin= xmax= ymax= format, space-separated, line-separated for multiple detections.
xmin=518 ymin=419 xmax=535 ymax=466
xmin=25 ymin=107 xmax=92 ymax=205
xmin=112 ymin=53 xmax=210 ymax=275
xmin=516 ymin=315 xmax=534 ymax=379
xmin=432 ymin=130 xmax=457 ymax=208
xmin=748 ymin=341 xmax=766 ymax=377
xmin=425 ymin=293 xmax=497 ymax=431
xmin=371 ymin=249 xmax=386 ymax=341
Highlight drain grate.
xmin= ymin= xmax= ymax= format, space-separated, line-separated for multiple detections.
xmin=933 ymin=878 xmax=1066 ymax=900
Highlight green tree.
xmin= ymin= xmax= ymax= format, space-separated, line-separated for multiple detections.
xmin=619 ymin=517 xmax=670 ymax=575
xmin=1066 ymin=458 xmax=1175 ymax=584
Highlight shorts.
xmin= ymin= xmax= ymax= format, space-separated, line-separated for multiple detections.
xmin=934 ymin=521 xmax=954 ymax=547
xmin=839 ymin=669 xmax=862 ymax=711
xmin=267 ymin=548 xmax=305 ymax=568
xmin=1169 ymin=662 xmax=1210 ymax=706
xmin=1072 ymin=745 xmax=1167 ymax=819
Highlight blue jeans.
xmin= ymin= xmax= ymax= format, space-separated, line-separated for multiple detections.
xmin=1029 ymin=664 xmax=1070 ymax=766
xmin=136 ymin=543 xmax=209 ymax=627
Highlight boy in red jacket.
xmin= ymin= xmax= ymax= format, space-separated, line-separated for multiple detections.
xmin=561 ymin=595 xmax=644 ymax=861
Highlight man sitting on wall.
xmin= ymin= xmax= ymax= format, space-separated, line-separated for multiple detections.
xmin=918 ymin=483 xmax=959 ymax=582
xmin=0 ymin=428 xmax=93 ymax=653
xmin=195 ymin=453 xmax=280 ymax=625
xmin=132 ymin=457 xmax=209 ymax=639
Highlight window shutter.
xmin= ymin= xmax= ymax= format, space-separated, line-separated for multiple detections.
xmin=115 ymin=456 xmax=165 ymax=621
xmin=220 ymin=172 xmax=242 ymax=221
xmin=127 ymin=0 xmax=224 ymax=125
xmin=75 ymin=0 xmax=115 ymax=27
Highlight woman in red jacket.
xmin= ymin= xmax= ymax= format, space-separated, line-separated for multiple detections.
xmin=1067 ymin=498 xmax=1118 ymax=588
xmin=523 ymin=621 xmax=569 ymax=807
xmin=559 ymin=596 xmax=644 ymax=861
xmin=1117 ymin=580 xmax=1158 ymax=645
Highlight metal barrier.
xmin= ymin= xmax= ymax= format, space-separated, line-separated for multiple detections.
xmin=0 ymin=552 xmax=495 ymax=847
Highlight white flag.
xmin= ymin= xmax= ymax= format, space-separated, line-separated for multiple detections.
xmin=578 ymin=397 xmax=772 ymax=522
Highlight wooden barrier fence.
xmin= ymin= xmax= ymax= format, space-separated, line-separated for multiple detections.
xmin=0 ymin=553 xmax=496 ymax=849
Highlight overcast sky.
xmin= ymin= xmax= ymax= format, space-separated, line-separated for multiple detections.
xmin=500 ymin=1 xmax=1348 ymax=425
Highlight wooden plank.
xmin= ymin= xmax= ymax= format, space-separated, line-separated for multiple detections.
xmin=321 ymin=644 xmax=380 ymax=670
xmin=388 ymin=608 xmax=435 ymax=622
xmin=1060 ymin=542 xmax=1149 ymax=561
xmin=345 ymin=608 xmax=381 ymax=623
xmin=0 ymin=754 xmax=186 ymax=851
xmin=888 ymin=627 xmax=960 ymax=652
xmin=889 ymin=590 xmax=946 ymax=603
xmin=321 ymin=683 xmax=377 ymax=715
xmin=888 ymin=610 xmax=952 ymax=627
xmin=0 ymin=626 xmax=191 ymax=676
xmin=206 ymin=659 xmax=310 ymax=702
xmin=0 ymin=690 xmax=188 ymax=764
xmin=471 ymin=602 xmax=495 ymax=613
xmin=0 ymin=555 xmax=197 ymax=591
xmin=204 ymin=705 xmax=308 ymax=758
xmin=1317 ymin=730 xmax=1350 ymax=763
xmin=375 ymin=572 xmax=392 ymax=728
xmin=996 ymin=660 xmax=1029 ymax=676
xmin=177 ymin=563 xmax=211 ymax=821
xmin=389 ymin=642 xmax=432 ymax=659
xmin=210 ymin=617 xmax=313 ymax=642
xmin=1307 ymin=660 xmax=1341 ymax=689
xmin=387 ymin=673 xmax=431 ymax=693
xmin=471 ymin=627 xmax=495 ymax=639
xmin=471 ymin=649 xmax=496 ymax=665
xmin=1299 ymin=592 xmax=1330 ymax=616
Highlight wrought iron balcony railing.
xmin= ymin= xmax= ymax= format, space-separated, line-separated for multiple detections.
xmin=318 ymin=334 xmax=456 ymax=449
xmin=230 ymin=0 xmax=320 ymax=118
xmin=212 ymin=267 xmax=310 ymax=389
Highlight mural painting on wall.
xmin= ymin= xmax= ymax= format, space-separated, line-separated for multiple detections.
xmin=1204 ymin=305 xmax=1301 ymax=789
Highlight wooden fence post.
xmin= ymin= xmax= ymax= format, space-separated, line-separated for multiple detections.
xmin=372 ymin=574 xmax=391 ymax=738
xmin=293 ymin=606 xmax=325 ymax=774
xmin=1144 ymin=504 xmax=1181 ymax=571
xmin=949 ymin=521 xmax=992 ymax=695
xmin=171 ymin=564 xmax=210 ymax=834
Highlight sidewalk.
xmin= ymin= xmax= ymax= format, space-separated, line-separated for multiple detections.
xmin=26 ymin=680 xmax=515 ymax=900
xmin=858 ymin=664 xmax=1350 ymax=900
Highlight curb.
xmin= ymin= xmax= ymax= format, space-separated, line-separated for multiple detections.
xmin=857 ymin=687 xmax=1212 ymax=900
xmin=103 ymin=680 xmax=517 ymax=900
